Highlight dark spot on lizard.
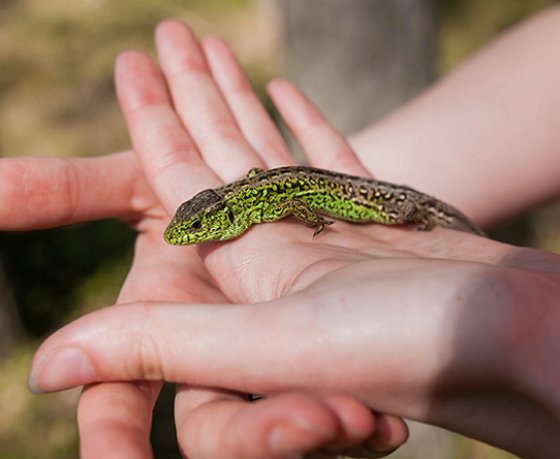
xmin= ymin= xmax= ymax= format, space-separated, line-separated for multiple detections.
xmin=175 ymin=189 xmax=223 ymax=220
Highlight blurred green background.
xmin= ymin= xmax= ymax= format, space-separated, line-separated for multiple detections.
xmin=0 ymin=0 xmax=558 ymax=458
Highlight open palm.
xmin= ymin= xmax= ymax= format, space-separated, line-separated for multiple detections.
xmin=26 ymin=18 xmax=560 ymax=459
xmin=2 ymin=20 xmax=413 ymax=459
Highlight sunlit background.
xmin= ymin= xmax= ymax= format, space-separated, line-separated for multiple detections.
xmin=0 ymin=1 xmax=558 ymax=458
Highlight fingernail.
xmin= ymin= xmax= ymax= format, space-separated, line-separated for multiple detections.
xmin=268 ymin=421 xmax=334 ymax=458
xmin=28 ymin=347 xmax=96 ymax=393
xmin=365 ymin=415 xmax=406 ymax=454
xmin=364 ymin=435 xmax=399 ymax=456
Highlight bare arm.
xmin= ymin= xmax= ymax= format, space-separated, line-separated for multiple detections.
xmin=351 ymin=5 xmax=560 ymax=227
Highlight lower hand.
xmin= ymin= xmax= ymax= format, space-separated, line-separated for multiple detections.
xmin=30 ymin=230 xmax=560 ymax=458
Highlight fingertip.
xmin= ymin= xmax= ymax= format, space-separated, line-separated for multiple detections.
xmin=155 ymin=18 xmax=192 ymax=42
xmin=199 ymin=35 xmax=234 ymax=70
xmin=200 ymin=34 xmax=227 ymax=51
xmin=114 ymin=51 xmax=170 ymax=113
xmin=115 ymin=50 xmax=153 ymax=76
xmin=265 ymin=78 xmax=316 ymax=118
xmin=266 ymin=78 xmax=292 ymax=97
xmin=155 ymin=18 xmax=208 ymax=77
xmin=29 ymin=347 xmax=98 ymax=394
xmin=27 ymin=370 xmax=44 ymax=394
xmin=114 ymin=49 xmax=160 ymax=87
xmin=323 ymin=394 xmax=376 ymax=440
xmin=266 ymin=78 xmax=324 ymax=131
xmin=369 ymin=413 xmax=409 ymax=452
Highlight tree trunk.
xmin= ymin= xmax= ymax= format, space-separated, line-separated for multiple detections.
xmin=277 ymin=0 xmax=437 ymax=135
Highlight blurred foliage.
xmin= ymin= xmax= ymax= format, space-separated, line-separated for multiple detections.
xmin=0 ymin=0 xmax=558 ymax=458
xmin=0 ymin=346 xmax=80 ymax=459
xmin=0 ymin=220 xmax=134 ymax=335
xmin=0 ymin=0 xmax=275 ymax=158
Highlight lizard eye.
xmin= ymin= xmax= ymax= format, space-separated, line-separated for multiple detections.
xmin=191 ymin=220 xmax=202 ymax=230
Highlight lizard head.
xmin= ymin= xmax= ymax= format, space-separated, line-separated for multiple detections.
xmin=163 ymin=189 xmax=235 ymax=245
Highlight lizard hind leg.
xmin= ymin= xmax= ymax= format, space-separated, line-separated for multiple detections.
xmin=278 ymin=198 xmax=334 ymax=238
xmin=390 ymin=200 xmax=434 ymax=231
xmin=416 ymin=219 xmax=435 ymax=231
xmin=246 ymin=167 xmax=265 ymax=178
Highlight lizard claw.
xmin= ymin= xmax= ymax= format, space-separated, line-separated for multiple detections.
xmin=311 ymin=218 xmax=334 ymax=238
xmin=312 ymin=224 xmax=324 ymax=238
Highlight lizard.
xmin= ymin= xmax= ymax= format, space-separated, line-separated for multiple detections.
xmin=163 ymin=166 xmax=485 ymax=245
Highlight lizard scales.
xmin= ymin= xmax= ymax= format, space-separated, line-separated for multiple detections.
xmin=164 ymin=166 xmax=484 ymax=245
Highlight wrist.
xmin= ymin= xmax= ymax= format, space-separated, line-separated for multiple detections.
xmin=437 ymin=261 xmax=560 ymax=457
xmin=507 ymin=266 xmax=560 ymax=420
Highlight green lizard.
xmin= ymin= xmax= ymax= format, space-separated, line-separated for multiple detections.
xmin=164 ymin=166 xmax=485 ymax=245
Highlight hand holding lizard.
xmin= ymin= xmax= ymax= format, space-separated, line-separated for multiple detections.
xmin=29 ymin=20 xmax=560 ymax=459
xmin=5 ymin=20 xmax=410 ymax=459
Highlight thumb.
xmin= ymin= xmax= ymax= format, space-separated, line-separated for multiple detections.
xmin=28 ymin=300 xmax=314 ymax=394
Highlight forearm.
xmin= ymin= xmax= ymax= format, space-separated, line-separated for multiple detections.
xmin=351 ymin=5 xmax=560 ymax=227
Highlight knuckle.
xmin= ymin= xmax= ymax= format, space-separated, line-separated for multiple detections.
xmin=129 ymin=329 xmax=166 ymax=381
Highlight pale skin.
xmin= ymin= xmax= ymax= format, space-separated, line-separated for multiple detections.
xmin=351 ymin=5 xmax=560 ymax=223
xmin=5 ymin=23 xmax=409 ymax=459
xmin=12 ymin=4 xmax=560 ymax=458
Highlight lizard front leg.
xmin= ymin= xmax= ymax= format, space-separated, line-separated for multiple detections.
xmin=276 ymin=198 xmax=334 ymax=237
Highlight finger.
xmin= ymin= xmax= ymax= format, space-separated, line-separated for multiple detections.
xmin=115 ymin=50 xmax=218 ymax=213
xmin=175 ymin=389 xmax=401 ymax=459
xmin=307 ymin=397 xmax=407 ymax=458
xmin=29 ymin=299 xmax=410 ymax=456
xmin=0 ymin=151 xmax=151 ymax=230
xmin=176 ymin=390 xmax=343 ymax=459
xmin=201 ymin=36 xmax=294 ymax=168
xmin=75 ymin=234 xmax=225 ymax=459
xmin=29 ymin=301 xmax=311 ymax=394
xmin=78 ymin=381 xmax=162 ymax=459
xmin=343 ymin=413 xmax=409 ymax=458
xmin=155 ymin=20 xmax=260 ymax=180
xmin=267 ymin=79 xmax=370 ymax=176
xmin=316 ymin=395 xmax=376 ymax=455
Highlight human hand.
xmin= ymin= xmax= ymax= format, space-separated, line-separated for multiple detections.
xmin=28 ymin=210 xmax=560 ymax=459
xmin=2 ymin=151 xmax=339 ymax=459
xmin=28 ymin=19 xmax=560 ymax=458
xmin=9 ymin=20 xmax=409 ymax=459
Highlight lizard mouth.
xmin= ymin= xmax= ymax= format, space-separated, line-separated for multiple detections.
xmin=163 ymin=220 xmax=184 ymax=245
